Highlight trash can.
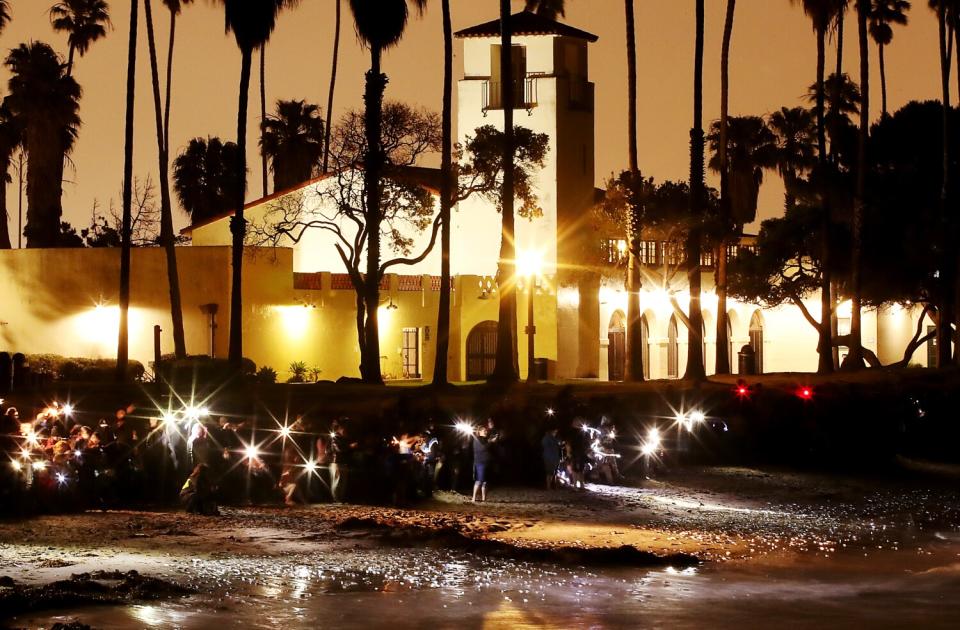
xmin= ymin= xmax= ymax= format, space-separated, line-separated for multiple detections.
xmin=738 ymin=345 xmax=756 ymax=376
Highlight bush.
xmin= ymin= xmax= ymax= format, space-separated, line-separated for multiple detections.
xmin=256 ymin=366 xmax=278 ymax=384
xmin=287 ymin=361 xmax=308 ymax=384
xmin=153 ymin=354 xmax=256 ymax=385
xmin=22 ymin=354 xmax=145 ymax=383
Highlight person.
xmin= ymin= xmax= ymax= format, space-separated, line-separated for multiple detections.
xmin=279 ymin=418 xmax=305 ymax=506
xmin=541 ymin=426 xmax=562 ymax=490
xmin=180 ymin=463 xmax=219 ymax=515
xmin=471 ymin=419 xmax=499 ymax=503
xmin=420 ymin=422 xmax=442 ymax=498
xmin=1 ymin=407 xmax=19 ymax=454
xmin=329 ymin=418 xmax=352 ymax=502
xmin=566 ymin=421 xmax=589 ymax=490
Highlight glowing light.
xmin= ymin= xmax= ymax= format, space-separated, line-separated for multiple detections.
xmin=329 ymin=431 xmax=336 ymax=439
xmin=279 ymin=425 xmax=292 ymax=439
xmin=689 ymin=411 xmax=706 ymax=424
xmin=516 ymin=249 xmax=544 ymax=279
xmin=735 ymin=382 xmax=750 ymax=398
xmin=798 ymin=386 xmax=814 ymax=400
xmin=546 ymin=408 xmax=555 ymax=416
xmin=56 ymin=472 xmax=67 ymax=485
xmin=303 ymin=460 xmax=318 ymax=474
xmin=162 ymin=413 xmax=178 ymax=427
xmin=275 ymin=305 xmax=311 ymax=339
xmin=641 ymin=427 xmax=662 ymax=456
xmin=74 ymin=450 xmax=82 ymax=458
xmin=184 ymin=406 xmax=201 ymax=420
xmin=19 ymin=448 xmax=30 ymax=459
xmin=10 ymin=460 xmax=21 ymax=471
xmin=243 ymin=444 xmax=260 ymax=462
xmin=455 ymin=421 xmax=475 ymax=436
xmin=62 ymin=404 xmax=74 ymax=416
xmin=607 ymin=429 xmax=617 ymax=440
xmin=32 ymin=460 xmax=47 ymax=471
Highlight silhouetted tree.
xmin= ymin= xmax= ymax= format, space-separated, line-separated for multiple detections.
xmin=260 ymin=99 xmax=324 ymax=192
xmin=161 ymin=0 xmax=195 ymax=156
xmin=5 ymin=42 xmax=81 ymax=248
xmin=117 ymin=0 xmax=137 ymax=381
xmin=869 ymin=0 xmax=911 ymax=117
xmin=0 ymin=103 xmax=22 ymax=250
xmin=173 ymin=136 xmax=242 ymax=223
xmin=769 ymin=106 xmax=817 ymax=211
xmin=322 ymin=0 xmax=341 ymax=174
xmin=524 ymin=0 xmax=565 ymax=19
xmin=433 ymin=0 xmax=454 ymax=386
xmin=144 ymin=0 xmax=187 ymax=359
xmin=624 ymin=0 xmax=643 ymax=381
xmin=715 ymin=0 xmax=737 ymax=375
xmin=49 ymin=0 xmax=112 ymax=76
xmin=348 ymin=0 xmax=427 ymax=384
xmin=213 ymin=0 xmax=297 ymax=367
xmin=0 ymin=2 xmax=10 ymax=33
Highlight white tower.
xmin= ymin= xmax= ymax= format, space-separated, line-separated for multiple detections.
xmin=453 ymin=11 xmax=599 ymax=377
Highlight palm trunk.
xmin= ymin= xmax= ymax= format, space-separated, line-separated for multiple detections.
xmin=954 ymin=22 xmax=960 ymax=365
xmin=66 ymin=44 xmax=75 ymax=77
xmin=433 ymin=0 xmax=453 ymax=386
xmin=117 ymin=0 xmax=139 ymax=382
xmin=715 ymin=0 xmax=736 ymax=376
xmin=260 ymin=47 xmax=269 ymax=196
xmin=0 ymin=165 xmax=10 ymax=249
xmin=847 ymin=0 xmax=868 ymax=369
xmin=228 ymin=46 xmax=253 ymax=367
xmin=937 ymin=6 xmax=952 ymax=367
xmin=490 ymin=0 xmax=519 ymax=384
xmin=145 ymin=0 xmax=187 ymax=360
xmin=323 ymin=0 xmax=341 ymax=174
xmin=836 ymin=7 xmax=844 ymax=77
xmin=878 ymin=42 xmax=888 ymax=117
xmin=816 ymin=27 xmax=834 ymax=374
xmin=361 ymin=47 xmax=387 ymax=385
xmin=625 ymin=0 xmax=644 ymax=382
xmin=163 ymin=9 xmax=176 ymax=158
xmin=683 ymin=0 xmax=706 ymax=382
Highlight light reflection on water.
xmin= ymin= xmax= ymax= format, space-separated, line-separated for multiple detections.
xmin=17 ymin=543 xmax=960 ymax=630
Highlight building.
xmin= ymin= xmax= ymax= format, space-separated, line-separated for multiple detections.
xmin=0 ymin=12 xmax=938 ymax=382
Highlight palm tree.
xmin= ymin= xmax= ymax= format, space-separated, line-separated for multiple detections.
xmin=791 ymin=0 xmax=846 ymax=374
xmin=161 ymin=0 xmax=194 ymax=157
xmin=0 ymin=103 xmax=22 ymax=250
xmin=490 ymin=0 xmax=519 ymax=383
xmin=348 ymin=0 xmax=427 ymax=384
xmin=848 ymin=0 xmax=872 ymax=369
xmin=684 ymin=0 xmax=707 ymax=381
xmin=869 ymin=1 xmax=910 ymax=117
xmin=173 ymin=136 xmax=242 ymax=223
xmin=214 ymin=0 xmax=298 ymax=368
xmin=715 ymin=0 xmax=737 ymax=375
xmin=0 ymin=1 xmax=11 ymax=33
xmin=322 ymin=0 xmax=341 ymax=174
xmin=768 ymin=107 xmax=816 ymax=211
xmin=257 ymin=0 xmax=300 ymax=197
xmin=117 ymin=0 xmax=137 ymax=381
xmin=708 ymin=117 xmax=777 ymax=226
xmin=833 ymin=0 xmax=851 ymax=76
xmin=5 ymin=43 xmax=81 ymax=248
xmin=928 ymin=0 xmax=952 ymax=365
xmin=260 ymin=99 xmax=324 ymax=192
xmin=144 ymin=0 xmax=187 ymax=359
xmin=432 ymin=0 xmax=453 ymax=386
xmin=624 ymin=0 xmax=644 ymax=381
xmin=49 ymin=0 xmax=112 ymax=76
xmin=808 ymin=71 xmax=862 ymax=160
xmin=525 ymin=0 xmax=565 ymax=18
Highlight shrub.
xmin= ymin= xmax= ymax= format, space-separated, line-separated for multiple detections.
xmin=256 ymin=366 xmax=278 ymax=384
xmin=153 ymin=354 xmax=256 ymax=385
xmin=22 ymin=354 xmax=145 ymax=382
xmin=287 ymin=361 xmax=308 ymax=384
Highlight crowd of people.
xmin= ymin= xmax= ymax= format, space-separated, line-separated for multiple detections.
xmin=0 ymin=397 xmax=626 ymax=516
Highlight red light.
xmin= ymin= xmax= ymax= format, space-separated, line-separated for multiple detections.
xmin=735 ymin=380 xmax=750 ymax=398
xmin=798 ymin=387 xmax=813 ymax=400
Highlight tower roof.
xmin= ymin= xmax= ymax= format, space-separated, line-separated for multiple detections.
xmin=455 ymin=11 xmax=598 ymax=43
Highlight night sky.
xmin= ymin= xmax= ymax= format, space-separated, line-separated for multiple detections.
xmin=0 ymin=0 xmax=948 ymax=237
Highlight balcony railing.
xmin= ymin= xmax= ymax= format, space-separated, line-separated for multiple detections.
xmin=482 ymin=78 xmax=538 ymax=113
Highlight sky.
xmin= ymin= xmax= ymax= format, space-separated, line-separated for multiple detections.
xmin=0 ymin=0 xmax=950 ymax=243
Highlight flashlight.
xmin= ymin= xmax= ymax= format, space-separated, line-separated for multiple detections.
xmin=455 ymin=421 xmax=475 ymax=436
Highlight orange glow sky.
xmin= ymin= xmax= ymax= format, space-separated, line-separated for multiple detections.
xmin=0 ymin=0 xmax=949 ymax=242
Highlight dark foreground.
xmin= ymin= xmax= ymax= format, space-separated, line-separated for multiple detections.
xmin=2 ymin=465 xmax=960 ymax=629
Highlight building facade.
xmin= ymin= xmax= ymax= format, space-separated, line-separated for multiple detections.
xmin=0 ymin=12 xmax=938 ymax=381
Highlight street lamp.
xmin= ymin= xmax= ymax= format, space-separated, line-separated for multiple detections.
xmin=517 ymin=250 xmax=544 ymax=383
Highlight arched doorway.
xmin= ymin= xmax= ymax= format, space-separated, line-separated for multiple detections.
xmin=667 ymin=315 xmax=679 ymax=379
xmin=466 ymin=321 xmax=498 ymax=381
xmin=608 ymin=310 xmax=626 ymax=381
xmin=749 ymin=311 xmax=764 ymax=374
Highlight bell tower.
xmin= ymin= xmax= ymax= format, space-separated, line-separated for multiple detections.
xmin=453 ymin=11 xmax=599 ymax=378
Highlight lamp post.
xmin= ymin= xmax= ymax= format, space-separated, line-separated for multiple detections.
xmin=518 ymin=250 xmax=543 ymax=383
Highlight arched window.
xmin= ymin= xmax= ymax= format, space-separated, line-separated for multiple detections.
xmin=749 ymin=311 xmax=764 ymax=374
xmin=466 ymin=321 xmax=498 ymax=381
xmin=608 ymin=311 xmax=626 ymax=382
xmin=668 ymin=315 xmax=679 ymax=379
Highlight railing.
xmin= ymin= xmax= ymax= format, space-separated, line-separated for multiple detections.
xmin=482 ymin=78 xmax=538 ymax=112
